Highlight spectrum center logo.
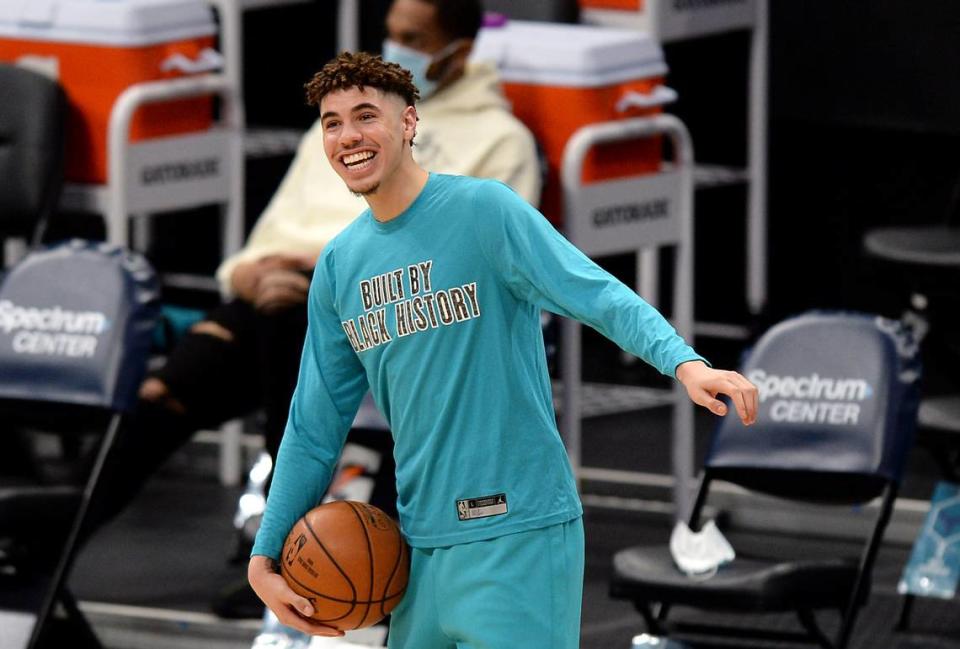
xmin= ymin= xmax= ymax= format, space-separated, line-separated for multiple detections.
xmin=747 ymin=369 xmax=874 ymax=425
xmin=0 ymin=299 xmax=110 ymax=358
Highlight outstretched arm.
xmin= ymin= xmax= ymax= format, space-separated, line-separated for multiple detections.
xmin=472 ymin=181 xmax=759 ymax=422
xmin=676 ymin=360 xmax=758 ymax=425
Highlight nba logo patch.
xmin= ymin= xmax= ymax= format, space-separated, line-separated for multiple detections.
xmin=456 ymin=493 xmax=507 ymax=521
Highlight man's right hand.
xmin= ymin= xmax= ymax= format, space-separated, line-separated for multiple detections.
xmin=230 ymin=254 xmax=316 ymax=313
xmin=247 ymin=555 xmax=345 ymax=637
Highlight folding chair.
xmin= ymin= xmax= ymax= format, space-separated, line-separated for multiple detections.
xmin=0 ymin=64 xmax=66 ymax=258
xmin=609 ymin=311 xmax=922 ymax=649
xmin=0 ymin=240 xmax=160 ymax=649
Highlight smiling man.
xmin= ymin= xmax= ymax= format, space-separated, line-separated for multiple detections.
xmin=247 ymin=52 xmax=759 ymax=649
xmin=320 ymin=82 xmax=422 ymax=205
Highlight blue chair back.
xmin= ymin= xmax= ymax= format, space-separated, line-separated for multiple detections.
xmin=706 ymin=311 xmax=921 ymax=502
xmin=0 ymin=240 xmax=160 ymax=412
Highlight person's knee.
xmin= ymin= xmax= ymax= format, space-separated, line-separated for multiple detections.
xmin=140 ymin=317 xmax=242 ymax=419
xmin=139 ymin=376 xmax=168 ymax=401
xmin=190 ymin=319 xmax=235 ymax=342
xmin=139 ymin=377 xmax=187 ymax=414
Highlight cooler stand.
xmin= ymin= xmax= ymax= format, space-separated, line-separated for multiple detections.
xmin=558 ymin=114 xmax=696 ymax=519
xmin=584 ymin=0 xmax=769 ymax=337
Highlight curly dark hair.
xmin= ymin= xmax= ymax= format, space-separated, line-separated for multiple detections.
xmin=305 ymin=51 xmax=420 ymax=109
xmin=421 ymin=0 xmax=483 ymax=41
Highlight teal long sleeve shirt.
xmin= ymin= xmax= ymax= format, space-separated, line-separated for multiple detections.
xmin=252 ymin=173 xmax=705 ymax=557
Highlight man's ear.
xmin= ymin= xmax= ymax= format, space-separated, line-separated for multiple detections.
xmin=451 ymin=39 xmax=473 ymax=65
xmin=428 ymin=39 xmax=473 ymax=85
xmin=402 ymin=105 xmax=419 ymax=144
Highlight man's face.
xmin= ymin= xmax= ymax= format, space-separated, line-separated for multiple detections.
xmin=320 ymin=86 xmax=417 ymax=196
xmin=386 ymin=0 xmax=449 ymax=56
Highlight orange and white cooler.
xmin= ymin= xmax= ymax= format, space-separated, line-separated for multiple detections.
xmin=578 ymin=0 xmax=641 ymax=10
xmin=0 ymin=0 xmax=219 ymax=184
xmin=577 ymin=0 xmax=757 ymax=42
xmin=471 ymin=20 xmax=675 ymax=225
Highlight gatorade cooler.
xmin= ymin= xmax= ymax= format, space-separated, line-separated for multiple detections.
xmin=579 ymin=0 xmax=639 ymax=9
xmin=578 ymin=0 xmax=757 ymax=42
xmin=472 ymin=20 xmax=674 ymax=225
xmin=0 ymin=0 xmax=218 ymax=184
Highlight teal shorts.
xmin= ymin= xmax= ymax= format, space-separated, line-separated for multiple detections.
xmin=387 ymin=516 xmax=584 ymax=649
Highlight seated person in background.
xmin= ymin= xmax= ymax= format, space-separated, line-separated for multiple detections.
xmin=90 ymin=0 xmax=539 ymax=567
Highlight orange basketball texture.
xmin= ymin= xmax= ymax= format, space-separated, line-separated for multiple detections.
xmin=280 ymin=501 xmax=409 ymax=630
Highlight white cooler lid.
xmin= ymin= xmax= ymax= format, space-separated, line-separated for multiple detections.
xmin=0 ymin=0 xmax=216 ymax=46
xmin=470 ymin=20 xmax=666 ymax=87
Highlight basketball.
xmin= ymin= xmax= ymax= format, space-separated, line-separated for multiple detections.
xmin=280 ymin=500 xmax=409 ymax=630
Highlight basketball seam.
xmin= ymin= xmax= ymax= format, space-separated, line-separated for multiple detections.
xmin=302 ymin=514 xmax=359 ymax=614
xmin=279 ymin=564 xmax=406 ymax=603
xmin=279 ymin=564 xmax=402 ymax=604
xmin=346 ymin=501 xmax=375 ymax=629
xmin=280 ymin=561 xmax=358 ymax=622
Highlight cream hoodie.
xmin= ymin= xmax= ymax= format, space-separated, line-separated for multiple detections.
xmin=216 ymin=62 xmax=540 ymax=295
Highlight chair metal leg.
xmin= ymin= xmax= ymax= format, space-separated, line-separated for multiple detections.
xmin=835 ymin=484 xmax=899 ymax=649
xmin=635 ymin=602 xmax=666 ymax=636
xmin=796 ymin=609 xmax=835 ymax=649
xmin=59 ymin=591 xmax=102 ymax=649
xmin=655 ymin=602 xmax=671 ymax=623
xmin=30 ymin=416 xmax=122 ymax=649
xmin=895 ymin=594 xmax=915 ymax=632
xmin=33 ymin=590 xmax=102 ymax=649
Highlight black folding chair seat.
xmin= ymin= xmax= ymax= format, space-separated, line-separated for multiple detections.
xmin=0 ymin=483 xmax=80 ymax=555
xmin=0 ymin=490 xmax=80 ymax=579
xmin=0 ymin=484 xmax=81 ymax=527
xmin=612 ymin=545 xmax=859 ymax=612
xmin=0 ymin=406 xmax=115 ymax=535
